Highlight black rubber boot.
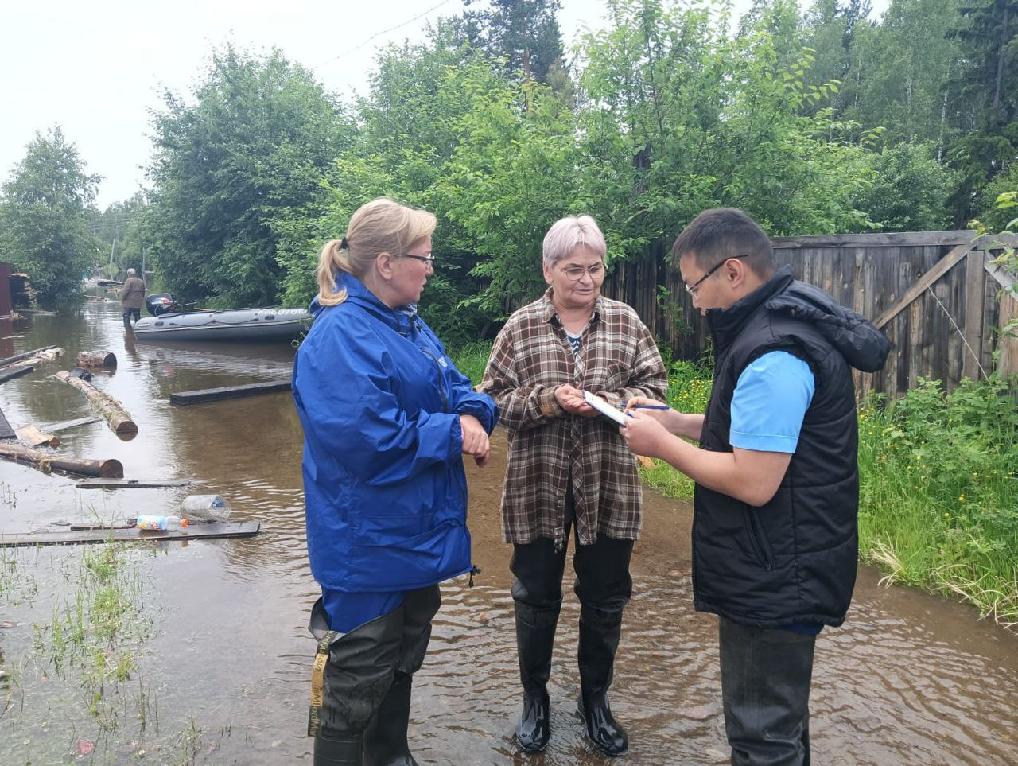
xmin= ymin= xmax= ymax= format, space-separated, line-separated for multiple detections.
xmin=363 ymin=672 xmax=418 ymax=766
xmin=315 ymin=731 xmax=364 ymax=766
xmin=577 ymin=605 xmax=628 ymax=756
xmin=514 ymin=601 xmax=559 ymax=753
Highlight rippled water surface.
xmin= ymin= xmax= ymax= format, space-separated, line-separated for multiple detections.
xmin=0 ymin=304 xmax=1015 ymax=764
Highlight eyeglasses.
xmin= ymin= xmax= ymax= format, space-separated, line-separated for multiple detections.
xmin=403 ymin=253 xmax=435 ymax=265
xmin=684 ymin=254 xmax=749 ymax=295
xmin=561 ymin=263 xmax=604 ymax=281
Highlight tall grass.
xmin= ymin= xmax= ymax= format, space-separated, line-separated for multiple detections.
xmin=857 ymin=377 xmax=1018 ymax=626
xmin=640 ymin=358 xmax=713 ymax=499
xmin=31 ymin=543 xmax=153 ymax=731
xmin=450 ymin=341 xmax=493 ymax=386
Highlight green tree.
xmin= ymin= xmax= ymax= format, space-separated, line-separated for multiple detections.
xmin=976 ymin=161 xmax=1018 ymax=230
xmin=945 ymin=0 xmax=1018 ymax=223
xmin=800 ymin=0 xmax=876 ymax=121
xmin=462 ymin=0 xmax=565 ymax=82
xmin=857 ymin=143 xmax=956 ymax=230
xmin=0 ymin=126 xmax=100 ymax=309
xmin=851 ymin=0 xmax=962 ymax=150
xmin=276 ymin=29 xmax=502 ymax=332
xmin=579 ymin=0 xmax=876 ymax=245
xmin=91 ymin=192 xmax=150 ymax=278
xmin=146 ymin=45 xmax=352 ymax=308
xmin=433 ymin=73 xmax=584 ymax=319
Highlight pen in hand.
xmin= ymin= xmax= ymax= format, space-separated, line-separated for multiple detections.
xmin=632 ymin=404 xmax=670 ymax=410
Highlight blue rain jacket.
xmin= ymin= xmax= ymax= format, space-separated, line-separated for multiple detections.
xmin=292 ymin=273 xmax=497 ymax=593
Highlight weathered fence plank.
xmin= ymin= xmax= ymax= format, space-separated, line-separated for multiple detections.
xmin=963 ymin=251 xmax=988 ymax=380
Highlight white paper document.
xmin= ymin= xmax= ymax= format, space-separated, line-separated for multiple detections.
xmin=583 ymin=391 xmax=630 ymax=425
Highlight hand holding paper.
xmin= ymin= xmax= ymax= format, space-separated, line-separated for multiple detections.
xmin=557 ymin=384 xmax=597 ymax=416
xmin=583 ymin=391 xmax=630 ymax=425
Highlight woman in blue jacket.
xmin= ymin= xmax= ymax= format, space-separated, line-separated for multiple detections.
xmin=293 ymin=198 xmax=497 ymax=766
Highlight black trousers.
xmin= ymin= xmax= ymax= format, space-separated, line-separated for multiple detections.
xmin=510 ymin=480 xmax=634 ymax=615
xmin=511 ymin=530 xmax=634 ymax=614
xmin=510 ymin=485 xmax=634 ymax=693
xmin=310 ymin=585 xmax=440 ymax=737
xmin=719 ymin=616 xmax=815 ymax=766
xmin=122 ymin=308 xmax=140 ymax=324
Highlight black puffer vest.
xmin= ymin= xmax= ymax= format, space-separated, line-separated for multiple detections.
xmin=693 ymin=266 xmax=890 ymax=627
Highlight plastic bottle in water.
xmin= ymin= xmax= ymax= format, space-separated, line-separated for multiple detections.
xmin=180 ymin=495 xmax=230 ymax=522
xmin=136 ymin=514 xmax=189 ymax=531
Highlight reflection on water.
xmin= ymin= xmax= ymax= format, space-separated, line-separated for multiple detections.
xmin=0 ymin=304 xmax=1015 ymax=764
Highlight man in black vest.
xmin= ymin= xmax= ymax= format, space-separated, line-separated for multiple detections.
xmin=622 ymin=208 xmax=889 ymax=765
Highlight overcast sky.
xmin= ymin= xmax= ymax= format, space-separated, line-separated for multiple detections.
xmin=1 ymin=0 xmax=884 ymax=209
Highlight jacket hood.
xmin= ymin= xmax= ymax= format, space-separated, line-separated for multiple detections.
xmin=707 ymin=264 xmax=891 ymax=373
xmin=765 ymin=279 xmax=891 ymax=372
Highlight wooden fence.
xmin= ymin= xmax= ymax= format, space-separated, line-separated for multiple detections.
xmin=602 ymin=231 xmax=1018 ymax=399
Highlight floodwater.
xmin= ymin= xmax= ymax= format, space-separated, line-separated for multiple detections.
xmin=0 ymin=302 xmax=1016 ymax=765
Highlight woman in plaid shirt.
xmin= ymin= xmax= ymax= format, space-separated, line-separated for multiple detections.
xmin=481 ymin=215 xmax=667 ymax=756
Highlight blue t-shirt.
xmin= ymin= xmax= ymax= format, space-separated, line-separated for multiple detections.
xmin=730 ymin=351 xmax=814 ymax=454
xmin=729 ymin=351 xmax=822 ymax=636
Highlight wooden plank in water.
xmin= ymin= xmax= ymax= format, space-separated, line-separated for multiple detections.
xmin=0 ymin=364 xmax=33 ymax=384
xmin=170 ymin=380 xmax=291 ymax=405
xmin=0 ymin=345 xmax=57 ymax=368
xmin=0 ymin=407 xmax=14 ymax=440
xmin=76 ymin=478 xmax=192 ymax=489
xmin=45 ymin=415 xmax=102 ymax=433
xmin=0 ymin=521 xmax=261 ymax=547
xmin=16 ymin=424 xmax=59 ymax=447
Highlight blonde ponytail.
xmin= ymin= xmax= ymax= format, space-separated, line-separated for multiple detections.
xmin=316 ymin=239 xmax=353 ymax=306
xmin=314 ymin=198 xmax=437 ymax=307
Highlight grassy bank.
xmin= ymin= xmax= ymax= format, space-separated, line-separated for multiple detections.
xmin=451 ymin=343 xmax=1017 ymax=627
xmin=857 ymin=378 xmax=1017 ymax=626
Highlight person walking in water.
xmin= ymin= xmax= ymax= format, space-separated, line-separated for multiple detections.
xmin=292 ymin=197 xmax=497 ymax=766
xmin=481 ymin=215 xmax=667 ymax=756
xmin=119 ymin=267 xmax=146 ymax=326
xmin=622 ymin=208 xmax=890 ymax=765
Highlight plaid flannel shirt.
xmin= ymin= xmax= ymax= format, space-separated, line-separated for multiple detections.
xmin=481 ymin=289 xmax=667 ymax=546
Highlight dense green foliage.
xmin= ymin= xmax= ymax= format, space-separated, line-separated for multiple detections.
xmin=0 ymin=127 xmax=100 ymax=309
xmin=145 ymin=45 xmax=353 ymax=308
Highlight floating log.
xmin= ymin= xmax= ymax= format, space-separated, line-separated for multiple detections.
xmin=0 ymin=442 xmax=123 ymax=477
xmin=0 ymin=521 xmax=261 ymax=547
xmin=17 ymin=348 xmax=63 ymax=367
xmin=0 ymin=364 xmax=33 ymax=384
xmin=16 ymin=424 xmax=59 ymax=448
xmin=54 ymin=370 xmax=137 ymax=438
xmin=45 ymin=415 xmax=102 ymax=433
xmin=170 ymin=379 xmax=291 ymax=405
xmin=76 ymin=351 xmax=117 ymax=369
xmin=0 ymin=345 xmax=57 ymax=368
xmin=76 ymin=478 xmax=192 ymax=489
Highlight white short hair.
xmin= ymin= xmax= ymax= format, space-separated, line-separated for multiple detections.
xmin=127 ymin=268 xmax=136 ymax=275
xmin=542 ymin=215 xmax=607 ymax=268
